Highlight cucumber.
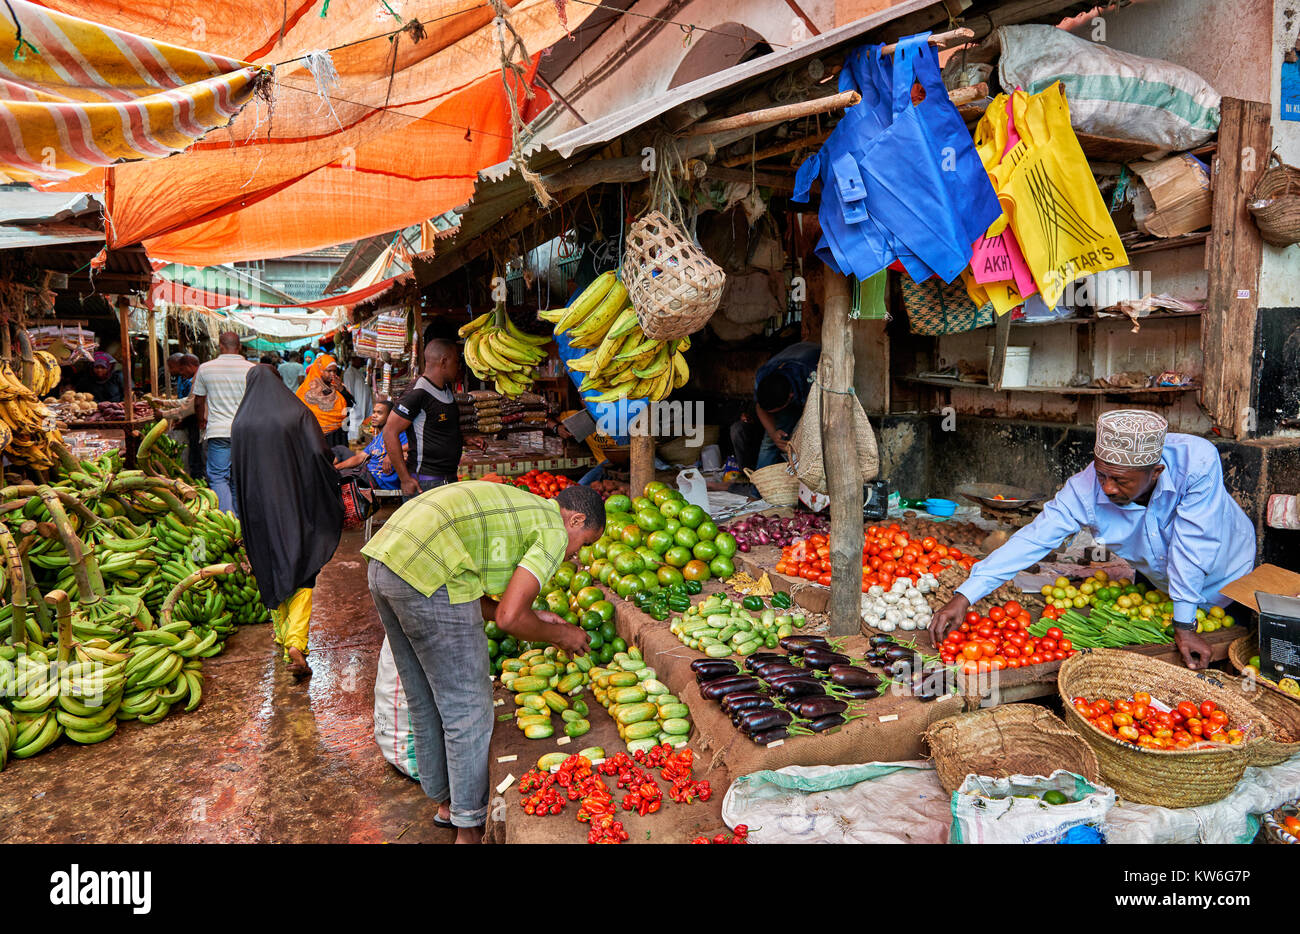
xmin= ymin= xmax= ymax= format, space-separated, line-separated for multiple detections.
xmin=704 ymin=644 xmax=733 ymax=658
xmin=656 ymin=694 xmax=679 ymax=705
xmin=623 ymin=720 xmax=659 ymax=741
xmin=635 ymin=667 xmax=657 ymax=682
xmin=614 ymin=702 xmax=657 ymax=725
xmin=528 ymin=663 xmax=557 ymax=679
xmin=609 ymin=686 xmax=646 ymax=705
xmin=659 ymin=733 xmax=690 ymax=748
xmin=618 ymin=659 xmax=646 ymax=672
xmin=661 ymin=717 xmax=691 ymax=735
xmin=561 ymin=708 xmax=583 ymax=723
xmin=716 ymin=625 xmax=738 ymax=643
xmin=520 ymin=694 xmax=548 ymax=712
xmin=736 ymin=639 xmax=762 ymax=656
xmin=641 ymin=679 xmax=669 ymax=696
xmin=502 ymin=659 xmax=526 ymax=673
xmin=658 ymin=703 xmax=689 ymax=720
xmin=510 ymin=676 xmax=548 ymax=694
xmin=556 ymin=672 xmax=584 ymax=693
xmin=516 ymin=715 xmax=550 ymax=730
xmin=564 ymin=718 xmax=591 ymax=738
xmin=626 ymin=737 xmax=659 ymax=755
xmin=577 ymin=746 xmax=605 ymax=762
xmin=571 ymin=698 xmax=589 ymax=717
xmin=523 ymin=723 xmax=554 ymax=739
xmin=628 ymin=647 xmax=642 ymax=661
xmin=537 ymin=752 xmax=568 ymax=771
xmin=608 ymin=671 xmax=639 ymax=687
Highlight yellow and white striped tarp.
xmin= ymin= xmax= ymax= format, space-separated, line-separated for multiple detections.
xmin=0 ymin=0 xmax=265 ymax=183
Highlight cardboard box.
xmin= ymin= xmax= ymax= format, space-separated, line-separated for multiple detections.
xmin=1258 ymin=593 xmax=1300 ymax=682
xmin=1218 ymin=564 xmax=1300 ymax=612
xmin=1129 ymin=154 xmax=1211 ymax=238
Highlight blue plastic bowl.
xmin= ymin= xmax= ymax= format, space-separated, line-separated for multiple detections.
xmin=925 ymin=498 xmax=957 ymax=517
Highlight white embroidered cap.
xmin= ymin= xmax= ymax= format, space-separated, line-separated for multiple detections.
xmin=1095 ymin=409 xmax=1168 ymax=468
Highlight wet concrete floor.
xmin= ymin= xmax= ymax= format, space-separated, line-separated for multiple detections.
xmin=0 ymin=529 xmax=452 ymax=844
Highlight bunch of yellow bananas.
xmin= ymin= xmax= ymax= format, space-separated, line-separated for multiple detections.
xmin=459 ymin=306 xmax=551 ymax=397
xmin=541 ymin=272 xmax=690 ymax=402
xmin=0 ymin=358 xmax=61 ymax=471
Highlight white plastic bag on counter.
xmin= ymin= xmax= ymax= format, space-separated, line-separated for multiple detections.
xmin=676 ymin=468 xmax=709 ymax=511
xmin=950 ymin=770 xmax=1115 ymax=844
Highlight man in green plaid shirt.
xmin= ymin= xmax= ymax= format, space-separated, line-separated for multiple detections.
xmin=364 ymin=481 xmax=605 ymax=843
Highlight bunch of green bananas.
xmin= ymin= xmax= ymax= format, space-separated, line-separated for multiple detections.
xmin=541 ymin=272 xmax=690 ymax=401
xmin=459 ymin=306 xmax=551 ymax=397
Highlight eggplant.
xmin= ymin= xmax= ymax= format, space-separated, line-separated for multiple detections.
xmin=738 ymin=708 xmax=793 ymax=733
xmin=842 ymin=685 xmax=883 ymax=700
xmin=743 ymin=653 xmax=786 ymax=670
xmin=691 ymin=659 xmax=739 ymax=681
xmin=883 ymin=646 xmax=914 ymax=662
xmin=807 ymin=713 xmax=846 ymax=733
xmin=764 ymin=671 xmax=821 ymax=688
xmin=701 ymin=676 xmax=762 ymax=700
xmin=779 ymin=679 xmax=826 ymax=699
xmin=801 ymin=649 xmax=851 ymax=671
xmin=868 ymin=634 xmax=893 ymax=648
xmin=752 ymin=660 xmax=803 ymax=677
xmin=787 ymin=696 xmax=848 ymax=719
xmin=827 ymin=665 xmax=881 ymax=689
xmin=749 ymin=726 xmax=789 ymax=745
xmin=779 ymin=635 xmax=828 ymax=655
xmin=721 ymin=692 xmax=774 ymax=713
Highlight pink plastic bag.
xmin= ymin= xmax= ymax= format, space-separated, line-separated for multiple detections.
xmin=969 ymin=97 xmax=1037 ymax=298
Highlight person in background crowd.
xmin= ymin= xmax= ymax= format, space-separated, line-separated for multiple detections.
xmin=344 ymin=356 xmax=373 ymax=444
xmin=163 ymin=354 xmax=204 ymax=479
xmin=259 ymin=353 xmax=277 ymax=367
xmin=166 ymin=353 xmax=185 ymax=395
xmin=193 ymin=332 xmax=255 ymax=514
xmin=729 ymin=341 xmax=821 ymax=470
xmin=384 ymin=339 xmax=463 ymax=499
xmin=303 ymin=349 xmax=316 ymax=369
xmin=297 ymin=353 xmax=354 ymax=448
xmin=77 ymin=351 xmax=125 ymax=403
xmin=363 ymin=482 xmax=603 ymax=842
xmin=278 ymin=351 xmax=304 ymax=391
xmin=333 ymin=400 xmax=407 ymax=490
xmin=232 ymin=366 xmax=342 ymax=680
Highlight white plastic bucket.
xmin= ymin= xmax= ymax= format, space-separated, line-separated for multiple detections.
xmin=986 ymin=346 xmax=1032 ymax=387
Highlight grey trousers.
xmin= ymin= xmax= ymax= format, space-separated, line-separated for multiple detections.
xmin=368 ymin=561 xmax=493 ymax=827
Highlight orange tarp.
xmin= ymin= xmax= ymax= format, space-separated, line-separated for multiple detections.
xmin=33 ymin=0 xmax=585 ymax=264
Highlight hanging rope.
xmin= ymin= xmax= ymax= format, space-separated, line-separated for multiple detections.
xmin=300 ymin=49 xmax=344 ymax=131
xmin=491 ymin=0 xmax=552 ymax=207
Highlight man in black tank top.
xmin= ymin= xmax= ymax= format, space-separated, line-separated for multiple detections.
xmin=384 ymin=339 xmax=463 ymax=498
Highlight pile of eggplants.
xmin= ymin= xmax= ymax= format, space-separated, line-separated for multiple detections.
xmin=691 ymin=635 xmax=882 ymax=744
xmin=863 ymin=634 xmax=948 ymax=702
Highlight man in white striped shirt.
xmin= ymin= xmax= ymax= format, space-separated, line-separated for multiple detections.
xmin=193 ymin=332 xmax=256 ymax=515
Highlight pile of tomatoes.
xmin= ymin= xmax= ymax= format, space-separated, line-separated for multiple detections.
xmin=1072 ymin=692 xmax=1245 ymax=749
xmin=939 ymin=602 xmax=1077 ymax=674
xmin=774 ymin=526 xmax=976 ymax=593
xmin=512 ymin=470 xmax=575 ymax=499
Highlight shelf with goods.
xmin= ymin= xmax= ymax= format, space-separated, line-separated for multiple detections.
xmin=900 ymin=376 xmax=1197 ymax=397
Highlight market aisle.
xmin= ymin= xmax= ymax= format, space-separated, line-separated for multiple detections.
xmin=0 ymin=530 xmax=451 ymax=845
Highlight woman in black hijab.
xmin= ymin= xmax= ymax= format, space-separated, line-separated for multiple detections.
xmin=231 ymin=366 xmax=343 ymax=679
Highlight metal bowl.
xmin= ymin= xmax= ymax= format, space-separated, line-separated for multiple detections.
xmin=955 ymin=482 xmax=1049 ymax=510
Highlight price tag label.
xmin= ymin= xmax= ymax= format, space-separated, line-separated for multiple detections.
xmin=556 ymin=736 xmax=572 ymax=746
xmin=496 ymin=754 xmax=517 ymax=763
xmin=493 ymin=698 xmax=504 ymax=707
xmin=766 ymin=739 xmax=785 ymax=748
xmin=878 ymin=714 xmax=899 ymax=723
xmin=496 ymin=773 xmax=515 ymax=794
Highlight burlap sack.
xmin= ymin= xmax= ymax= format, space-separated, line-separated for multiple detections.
xmin=788 ymin=379 xmax=880 ymax=493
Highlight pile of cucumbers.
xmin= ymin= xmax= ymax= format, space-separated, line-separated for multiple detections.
xmin=669 ymin=592 xmax=806 ymax=658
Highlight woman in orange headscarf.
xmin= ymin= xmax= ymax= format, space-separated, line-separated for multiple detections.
xmin=296 ymin=353 xmax=354 ymax=447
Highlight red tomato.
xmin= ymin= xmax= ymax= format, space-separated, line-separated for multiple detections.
xmin=1045 ymin=627 xmax=1063 ymax=641
xmin=817 ymin=572 xmax=832 ymax=586
xmin=1003 ymin=600 xmax=1022 ymax=617
xmin=1028 ymin=654 xmax=1044 ymax=665
xmin=988 ymin=606 xmax=1005 ymax=622
xmin=1177 ymin=701 xmax=1198 ymax=720
xmin=1039 ymin=638 xmax=1058 ymax=653
xmin=1058 ymin=638 xmax=1072 ymax=652
xmin=1200 ymin=701 xmax=1216 ymax=719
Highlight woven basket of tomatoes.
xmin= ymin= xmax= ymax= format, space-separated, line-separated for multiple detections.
xmin=1058 ymin=649 xmax=1274 ymax=807
xmin=1196 ymin=669 xmax=1300 ymax=767
xmin=1263 ymin=802 xmax=1300 ymax=844
xmin=936 ymin=601 xmax=1076 ymax=676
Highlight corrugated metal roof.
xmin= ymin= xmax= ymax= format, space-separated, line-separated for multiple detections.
xmin=413 ymin=0 xmax=941 ymax=288
xmin=0 ymin=186 xmax=101 ymax=225
xmin=0 ymin=222 xmax=102 ymax=250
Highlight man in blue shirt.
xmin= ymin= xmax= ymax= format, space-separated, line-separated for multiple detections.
xmin=928 ymin=410 xmax=1255 ymax=669
xmin=334 ymin=400 xmax=406 ymax=489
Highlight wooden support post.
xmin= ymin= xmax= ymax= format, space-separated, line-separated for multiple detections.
xmin=147 ymin=308 xmax=158 ymax=396
xmin=686 ymin=90 xmax=861 ymax=137
xmin=1203 ymin=97 xmax=1270 ymax=438
xmin=820 ymin=270 xmax=863 ymax=637
xmin=118 ymin=297 xmax=136 ymax=467
xmin=630 ymin=426 xmax=655 ymax=500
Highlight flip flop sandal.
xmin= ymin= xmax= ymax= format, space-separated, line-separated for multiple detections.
xmin=433 ymin=813 xmax=454 ymax=829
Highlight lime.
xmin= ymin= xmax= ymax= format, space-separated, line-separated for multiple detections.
xmin=657 ymin=565 xmax=684 ymax=587
xmin=709 ymin=555 xmax=735 ymax=579
xmin=610 ymin=636 xmax=628 ymax=654
xmin=673 ymin=527 xmax=699 ymax=549
xmin=659 ymin=499 xmax=683 ymax=520
xmin=1042 ymin=790 xmax=1069 ymax=806
xmin=713 ymin=532 xmax=737 ymax=557
xmin=678 ymin=504 xmax=705 ymax=529
xmin=580 ymin=610 xmax=603 ymax=631
xmin=664 ymin=546 xmax=692 ymax=568
xmin=486 ymin=638 xmax=499 ymax=658
xmin=692 ymin=540 xmax=718 ymax=562
xmin=683 ymin=559 xmax=710 ymax=582
xmin=646 ymin=530 xmax=674 ymax=554
xmin=587 ymin=631 xmax=604 ymax=651
xmin=598 ymin=643 xmax=615 ymax=664
xmin=620 ymin=524 xmax=644 ymax=548
xmin=500 ymin=636 xmax=518 ymax=656
xmin=604 ymin=494 xmax=631 ymax=513
xmin=635 ymin=509 xmax=666 ymax=532
xmin=599 ymin=619 xmax=618 ymax=642
xmin=483 ymin=621 xmax=504 ymax=640
xmin=696 ymin=520 xmax=718 ymax=541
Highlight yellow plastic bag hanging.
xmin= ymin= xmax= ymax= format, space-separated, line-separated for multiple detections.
xmin=991 ymin=83 xmax=1128 ymax=307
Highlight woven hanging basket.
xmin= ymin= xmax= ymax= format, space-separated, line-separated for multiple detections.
xmin=621 ymin=211 xmax=726 ymax=340
xmin=744 ymin=463 xmax=799 ymax=506
xmin=1057 ymin=649 xmax=1273 ymax=807
xmin=1248 ymin=154 xmax=1300 ymax=247
xmin=924 ymin=704 xmax=1101 ymax=794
